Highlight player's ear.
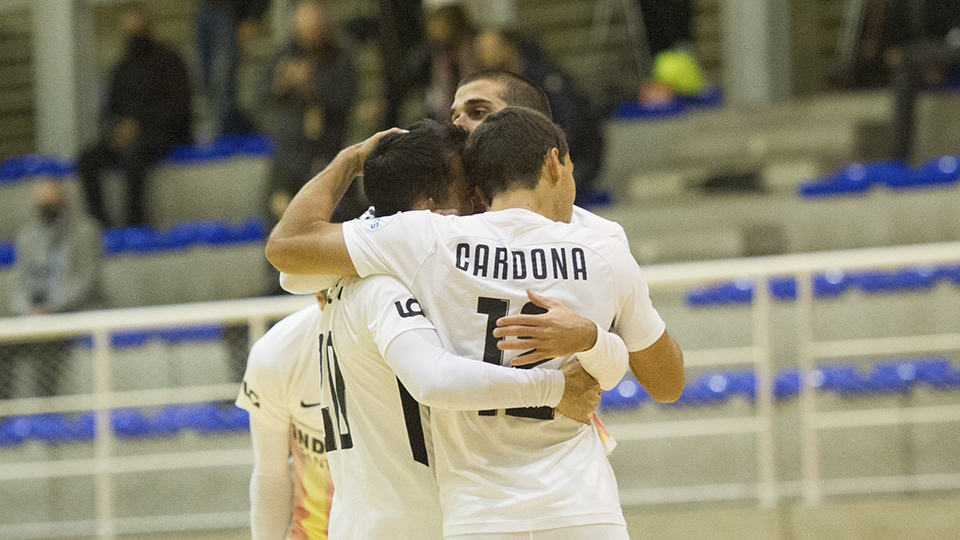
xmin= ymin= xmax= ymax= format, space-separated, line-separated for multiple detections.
xmin=543 ymin=147 xmax=563 ymax=186
xmin=470 ymin=186 xmax=490 ymax=213
xmin=411 ymin=196 xmax=436 ymax=212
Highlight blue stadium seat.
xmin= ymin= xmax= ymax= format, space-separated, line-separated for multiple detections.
xmin=867 ymin=362 xmax=915 ymax=394
xmin=109 ymin=330 xmax=151 ymax=349
xmin=678 ymin=87 xmax=724 ymax=108
xmin=228 ymin=134 xmax=272 ymax=157
xmin=216 ymin=405 xmax=250 ymax=432
xmin=0 ymin=154 xmax=74 ymax=183
xmin=28 ymin=413 xmax=74 ymax=444
xmin=111 ymin=408 xmax=155 ymax=438
xmin=0 ymin=416 xmax=32 ymax=446
xmin=773 ymin=368 xmax=803 ymax=400
xmin=798 ymin=163 xmax=875 ymax=197
xmin=153 ymin=405 xmax=188 ymax=436
xmin=66 ymin=412 xmax=96 ymax=442
xmin=893 ymin=156 xmax=960 ymax=189
xmin=0 ymin=242 xmax=14 ymax=267
xmin=600 ymin=377 xmax=647 ymax=411
xmin=167 ymin=138 xmax=235 ymax=164
xmin=156 ymin=325 xmax=223 ymax=345
xmin=813 ymin=364 xmax=870 ymax=397
xmin=614 ymin=99 xmax=686 ymax=120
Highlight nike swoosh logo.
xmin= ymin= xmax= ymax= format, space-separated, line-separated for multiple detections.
xmin=300 ymin=401 xmax=322 ymax=408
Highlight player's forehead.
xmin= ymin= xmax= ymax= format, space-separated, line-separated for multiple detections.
xmin=453 ymin=79 xmax=508 ymax=111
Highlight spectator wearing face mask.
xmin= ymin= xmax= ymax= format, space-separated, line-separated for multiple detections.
xmin=1 ymin=181 xmax=103 ymax=400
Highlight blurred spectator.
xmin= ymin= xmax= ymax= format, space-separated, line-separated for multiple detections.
xmin=839 ymin=0 xmax=960 ymax=89
xmin=475 ymin=29 xmax=604 ymax=204
xmin=636 ymin=0 xmax=692 ymax=57
xmin=77 ymin=3 xmax=192 ymax=228
xmin=1 ymin=181 xmax=102 ymax=400
xmin=195 ymin=0 xmax=268 ymax=136
xmin=423 ymin=3 xmax=479 ymax=121
xmin=377 ymin=0 xmax=427 ymax=128
xmin=260 ymin=1 xmax=359 ymax=225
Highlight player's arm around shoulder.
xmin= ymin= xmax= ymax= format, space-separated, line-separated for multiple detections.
xmin=629 ymin=330 xmax=684 ymax=403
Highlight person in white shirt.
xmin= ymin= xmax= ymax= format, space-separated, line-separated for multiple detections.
xmin=265 ymin=107 xmax=684 ymax=539
xmin=236 ymin=294 xmax=333 ymax=540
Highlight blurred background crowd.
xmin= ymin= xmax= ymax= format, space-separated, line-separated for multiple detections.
xmin=1 ymin=0 xmax=960 ymax=400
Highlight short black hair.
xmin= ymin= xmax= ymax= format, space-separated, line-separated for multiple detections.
xmin=463 ymin=106 xmax=569 ymax=199
xmin=363 ymin=119 xmax=468 ymax=216
xmin=458 ymin=69 xmax=552 ymax=119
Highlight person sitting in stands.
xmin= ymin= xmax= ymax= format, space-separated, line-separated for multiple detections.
xmin=77 ymin=1 xmax=193 ymax=228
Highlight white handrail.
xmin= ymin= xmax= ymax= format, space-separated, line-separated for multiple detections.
xmin=3 ymin=242 xmax=960 ymax=538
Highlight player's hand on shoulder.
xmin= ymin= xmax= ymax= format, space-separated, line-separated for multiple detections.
xmin=495 ymin=289 xmax=597 ymax=365
xmin=555 ymin=361 xmax=600 ymax=425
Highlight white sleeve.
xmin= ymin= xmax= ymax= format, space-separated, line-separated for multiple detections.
xmin=236 ymin=344 xmax=293 ymax=432
xmin=611 ymin=253 xmax=666 ymax=352
xmin=383 ymin=328 xmax=565 ymax=410
xmin=249 ymin=417 xmax=293 ymax=540
xmin=279 ymin=273 xmax=341 ymax=294
xmin=576 ymin=322 xmax=629 ymax=391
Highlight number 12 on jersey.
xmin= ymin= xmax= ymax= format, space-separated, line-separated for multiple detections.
xmin=477 ymin=297 xmax=554 ymax=420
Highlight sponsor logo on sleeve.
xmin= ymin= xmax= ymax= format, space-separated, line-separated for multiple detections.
xmin=360 ymin=215 xmax=394 ymax=233
xmin=241 ymin=380 xmax=260 ymax=408
xmin=394 ymin=298 xmax=424 ymax=318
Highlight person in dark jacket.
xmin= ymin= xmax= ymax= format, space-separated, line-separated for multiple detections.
xmin=195 ymin=0 xmax=269 ymax=135
xmin=260 ymin=1 xmax=359 ymax=225
xmin=77 ymin=3 xmax=192 ymax=228
xmin=475 ymin=28 xmax=604 ymax=204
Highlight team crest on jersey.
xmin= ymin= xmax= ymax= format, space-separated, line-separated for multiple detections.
xmin=359 ymin=214 xmax=394 ymax=232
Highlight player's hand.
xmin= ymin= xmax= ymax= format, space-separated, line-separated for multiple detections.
xmin=495 ymin=289 xmax=598 ymax=365
xmin=555 ymin=361 xmax=600 ymax=424
xmin=344 ymin=127 xmax=408 ymax=174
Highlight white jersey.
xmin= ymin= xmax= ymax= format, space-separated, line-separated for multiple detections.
xmin=318 ymin=275 xmax=444 ymax=540
xmin=342 ymin=208 xmax=665 ymax=536
xmin=236 ymin=304 xmax=333 ymax=540
xmin=571 ymin=206 xmax=629 ymax=249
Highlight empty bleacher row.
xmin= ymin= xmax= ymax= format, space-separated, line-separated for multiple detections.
xmin=798 ymin=156 xmax=960 ymax=197
xmin=0 ymin=134 xmax=272 ymax=237
xmin=685 ymin=264 xmax=960 ymax=306
xmin=3 ymin=355 xmax=959 ymax=446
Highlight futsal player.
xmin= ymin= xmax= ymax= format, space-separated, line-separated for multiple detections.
xmin=448 ymin=69 xmax=680 ymax=396
xmin=237 ymin=293 xmax=333 ymax=540
xmin=265 ymin=107 xmax=684 ymax=538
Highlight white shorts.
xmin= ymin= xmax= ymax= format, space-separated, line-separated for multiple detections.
xmin=447 ymin=524 xmax=630 ymax=540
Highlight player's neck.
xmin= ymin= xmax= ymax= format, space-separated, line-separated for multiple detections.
xmin=489 ymin=189 xmax=571 ymax=223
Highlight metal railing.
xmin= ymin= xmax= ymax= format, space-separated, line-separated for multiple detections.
xmin=610 ymin=240 xmax=960 ymax=508
xmin=2 ymin=242 xmax=960 ymax=537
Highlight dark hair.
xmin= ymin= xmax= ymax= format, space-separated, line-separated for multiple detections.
xmin=363 ymin=119 xmax=468 ymax=216
xmin=463 ymin=106 xmax=568 ymax=199
xmin=458 ymin=69 xmax=552 ymax=119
